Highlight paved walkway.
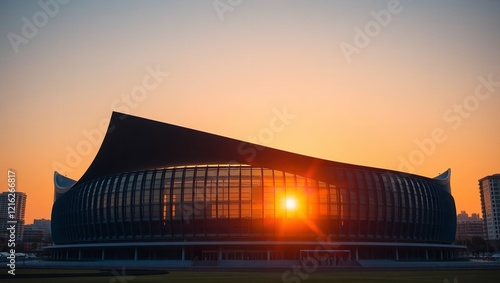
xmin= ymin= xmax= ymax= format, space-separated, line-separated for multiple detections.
xmin=358 ymin=259 xmax=500 ymax=269
xmin=10 ymin=259 xmax=500 ymax=270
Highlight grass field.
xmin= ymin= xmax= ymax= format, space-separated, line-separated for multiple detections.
xmin=2 ymin=269 xmax=500 ymax=283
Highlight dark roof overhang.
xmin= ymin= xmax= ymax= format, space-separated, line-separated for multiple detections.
xmin=73 ymin=112 xmax=450 ymax=193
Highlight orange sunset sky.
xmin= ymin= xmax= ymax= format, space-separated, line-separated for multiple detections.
xmin=1 ymin=0 xmax=499 ymax=224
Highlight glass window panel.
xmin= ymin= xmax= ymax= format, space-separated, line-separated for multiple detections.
xmin=153 ymin=170 xmax=162 ymax=189
xmin=171 ymin=170 xmax=183 ymax=219
xmin=295 ymin=175 xmax=305 ymax=188
xmin=218 ymin=203 xmax=228 ymax=218
xmin=263 ymin=169 xmax=273 ymax=187
xmin=320 ymin=204 xmax=328 ymax=218
xmin=134 ymin=172 xmax=144 ymax=207
xmin=184 ymin=169 xmax=194 ymax=203
xmin=264 ymin=208 xmax=274 ymax=218
xmin=241 ymin=186 xmax=251 ymax=201
xmin=252 ymin=168 xmax=262 ymax=186
xmin=143 ymin=171 xmax=153 ymax=204
xmin=241 ymin=202 xmax=251 ymax=218
xmin=229 ymin=203 xmax=240 ymax=218
xmin=285 ymin=173 xmax=295 ymax=189
xmin=329 ymin=184 xmax=338 ymax=203
xmin=330 ymin=204 xmax=339 ymax=218
xmin=184 ymin=187 xmax=193 ymax=202
xmin=217 ymin=167 xmax=229 ymax=202
xmin=252 ymin=203 xmax=262 ymax=218
xmin=252 ymin=185 xmax=262 ymax=203
xmin=359 ymin=205 xmax=367 ymax=220
xmin=194 ymin=175 xmax=205 ymax=202
xmin=185 ymin=168 xmax=195 ymax=179
xmin=274 ymin=170 xmax=284 ymax=188
xmin=251 ymin=168 xmax=263 ymax=218
xmin=230 ymin=189 xmax=240 ymax=201
xmin=115 ymin=177 xmax=124 ymax=222
xmin=319 ymin=186 xmax=328 ymax=204
xmin=205 ymin=168 xmax=217 ymax=203
xmin=274 ymin=171 xmax=285 ymax=217
xmin=263 ymin=168 xmax=274 ymax=218
xmin=163 ymin=169 xmax=172 ymax=183
xmin=101 ymin=178 xmax=111 ymax=209
xmin=241 ymin=168 xmax=251 ymax=188
xmin=350 ymin=190 xmax=357 ymax=205
xmin=307 ymin=178 xmax=317 ymax=188
xmin=318 ymin=181 xmax=327 ymax=188
xmin=340 ymin=188 xmax=349 ymax=219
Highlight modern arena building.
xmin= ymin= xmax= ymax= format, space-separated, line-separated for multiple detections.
xmin=49 ymin=112 xmax=463 ymax=263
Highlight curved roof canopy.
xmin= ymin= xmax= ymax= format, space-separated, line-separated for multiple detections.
xmin=54 ymin=171 xmax=77 ymax=201
xmin=72 ymin=112 xmax=451 ymax=193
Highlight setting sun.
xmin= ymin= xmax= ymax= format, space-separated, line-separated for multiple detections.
xmin=285 ymin=197 xmax=297 ymax=211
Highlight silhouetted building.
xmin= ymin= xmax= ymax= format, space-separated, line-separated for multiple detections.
xmin=0 ymin=191 xmax=27 ymax=241
xmin=479 ymin=174 xmax=500 ymax=251
xmin=32 ymin=219 xmax=52 ymax=240
xmin=456 ymin=211 xmax=484 ymax=242
xmin=49 ymin=112 xmax=463 ymax=262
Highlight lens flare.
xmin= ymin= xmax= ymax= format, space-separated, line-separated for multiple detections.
xmin=285 ymin=197 xmax=297 ymax=210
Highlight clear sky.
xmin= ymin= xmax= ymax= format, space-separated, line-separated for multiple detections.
xmin=1 ymin=0 xmax=499 ymax=224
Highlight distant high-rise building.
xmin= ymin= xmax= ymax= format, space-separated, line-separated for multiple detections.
xmin=479 ymin=174 xmax=500 ymax=251
xmin=0 ymin=191 xmax=27 ymax=241
xmin=456 ymin=211 xmax=484 ymax=242
xmin=23 ymin=225 xmax=44 ymax=241
xmin=33 ymin=218 xmax=51 ymax=240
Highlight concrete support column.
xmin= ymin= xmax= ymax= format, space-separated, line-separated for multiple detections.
xmin=440 ymin=250 xmax=443 ymax=260
xmin=182 ymin=247 xmax=185 ymax=261
xmin=219 ymin=247 xmax=222 ymax=261
xmin=267 ymin=250 xmax=271 ymax=261
xmin=395 ymin=248 xmax=399 ymax=261
xmin=355 ymin=248 xmax=359 ymax=261
xmin=425 ymin=249 xmax=429 ymax=261
xmin=66 ymin=250 xmax=69 ymax=260
xmin=78 ymin=249 xmax=82 ymax=260
xmin=134 ymin=248 xmax=138 ymax=261
xmin=102 ymin=249 xmax=105 ymax=261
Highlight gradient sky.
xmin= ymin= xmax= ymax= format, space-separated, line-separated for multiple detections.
xmin=1 ymin=0 xmax=499 ymax=224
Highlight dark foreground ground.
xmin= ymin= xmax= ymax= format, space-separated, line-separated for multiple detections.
xmin=1 ymin=268 xmax=500 ymax=283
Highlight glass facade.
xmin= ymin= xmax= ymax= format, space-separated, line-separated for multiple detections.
xmin=52 ymin=164 xmax=456 ymax=245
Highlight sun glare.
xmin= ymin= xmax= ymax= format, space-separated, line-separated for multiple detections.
xmin=285 ymin=197 xmax=297 ymax=210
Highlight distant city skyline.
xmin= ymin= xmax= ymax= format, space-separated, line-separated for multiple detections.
xmin=1 ymin=1 xmax=499 ymax=223
xmin=456 ymin=210 xmax=484 ymax=243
